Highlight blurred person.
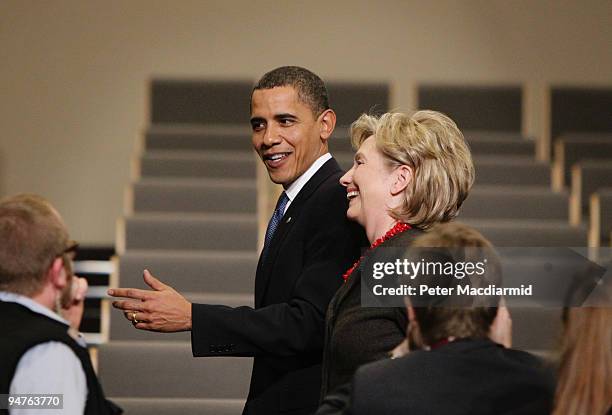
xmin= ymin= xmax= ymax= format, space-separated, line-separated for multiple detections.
xmin=552 ymin=304 xmax=612 ymax=414
xmin=0 ymin=194 xmax=121 ymax=414
xmin=108 ymin=66 xmax=365 ymax=415
xmin=319 ymin=110 xmax=475 ymax=407
xmin=344 ymin=222 xmax=555 ymax=415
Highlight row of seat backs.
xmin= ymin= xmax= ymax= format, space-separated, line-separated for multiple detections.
xmin=150 ymin=80 xmax=612 ymax=137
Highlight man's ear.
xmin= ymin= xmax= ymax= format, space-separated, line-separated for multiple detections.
xmin=47 ymin=257 xmax=67 ymax=290
xmin=391 ymin=165 xmax=412 ymax=195
xmin=318 ymin=109 xmax=336 ymax=143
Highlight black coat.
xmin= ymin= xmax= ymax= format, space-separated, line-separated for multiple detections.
xmin=0 ymin=301 xmax=122 ymax=415
xmin=320 ymin=229 xmax=423 ymax=400
xmin=348 ymin=338 xmax=555 ymax=415
xmin=190 ymin=158 xmax=366 ymax=415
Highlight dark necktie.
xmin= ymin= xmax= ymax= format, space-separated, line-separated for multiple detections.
xmin=261 ymin=192 xmax=289 ymax=259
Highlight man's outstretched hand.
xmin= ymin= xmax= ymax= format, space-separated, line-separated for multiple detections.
xmin=108 ymin=270 xmax=192 ymax=332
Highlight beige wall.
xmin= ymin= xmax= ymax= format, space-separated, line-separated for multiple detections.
xmin=1 ymin=0 xmax=610 ymax=244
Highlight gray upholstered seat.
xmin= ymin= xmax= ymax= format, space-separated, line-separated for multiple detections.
xmin=460 ymin=186 xmax=568 ymax=221
xmin=121 ymin=213 xmax=257 ymax=251
xmin=140 ymin=151 xmax=256 ymax=179
xmin=132 ymin=178 xmax=256 ymax=214
xmin=110 ymin=398 xmax=245 ymax=415
xmin=98 ymin=342 xmax=252 ymax=398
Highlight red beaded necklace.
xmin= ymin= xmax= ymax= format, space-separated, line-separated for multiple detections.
xmin=342 ymin=222 xmax=412 ymax=282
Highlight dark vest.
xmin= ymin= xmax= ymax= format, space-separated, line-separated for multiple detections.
xmin=0 ymin=300 xmax=121 ymax=415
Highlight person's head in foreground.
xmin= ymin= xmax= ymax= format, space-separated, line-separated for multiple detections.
xmin=0 ymin=193 xmax=81 ymax=311
xmin=401 ymin=222 xmax=503 ymax=351
xmin=0 ymin=194 xmax=120 ymax=414
xmin=346 ymin=222 xmax=555 ymax=415
xmin=552 ymin=288 xmax=612 ymax=415
xmin=250 ymin=65 xmax=337 ymax=188
xmin=340 ymin=110 xmax=474 ymax=243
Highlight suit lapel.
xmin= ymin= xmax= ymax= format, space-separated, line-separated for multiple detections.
xmin=255 ymin=158 xmax=343 ymax=307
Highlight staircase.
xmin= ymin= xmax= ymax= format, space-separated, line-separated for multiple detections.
xmin=99 ymin=80 xmax=256 ymax=414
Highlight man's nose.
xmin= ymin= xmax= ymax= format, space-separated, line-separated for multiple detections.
xmin=263 ymin=125 xmax=282 ymax=147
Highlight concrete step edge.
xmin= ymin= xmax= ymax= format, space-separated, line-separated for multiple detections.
xmin=148 ymin=124 xmax=250 ymax=135
xmin=461 ymin=218 xmax=586 ymax=230
xmin=135 ymin=177 xmax=256 ymax=188
xmin=469 ymin=186 xmax=567 ymax=196
xmin=125 ymin=212 xmax=257 ymax=222
xmin=120 ymin=249 xmax=258 ymax=260
xmin=143 ymin=150 xmax=255 ymax=161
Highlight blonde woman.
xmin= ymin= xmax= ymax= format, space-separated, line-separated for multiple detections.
xmin=319 ymin=110 xmax=475 ymax=405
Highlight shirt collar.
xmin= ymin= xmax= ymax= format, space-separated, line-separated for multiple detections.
xmin=284 ymin=153 xmax=332 ymax=203
xmin=0 ymin=291 xmax=69 ymax=326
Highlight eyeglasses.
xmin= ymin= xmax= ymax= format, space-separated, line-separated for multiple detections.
xmin=59 ymin=241 xmax=79 ymax=259
xmin=58 ymin=240 xmax=78 ymax=276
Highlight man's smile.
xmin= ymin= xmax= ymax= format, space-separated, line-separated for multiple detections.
xmin=263 ymin=152 xmax=292 ymax=168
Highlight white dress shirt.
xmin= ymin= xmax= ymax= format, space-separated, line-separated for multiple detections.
xmin=0 ymin=291 xmax=87 ymax=415
xmin=283 ymin=153 xmax=332 ymax=214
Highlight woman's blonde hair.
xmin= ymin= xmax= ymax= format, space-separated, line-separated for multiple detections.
xmin=350 ymin=110 xmax=474 ymax=229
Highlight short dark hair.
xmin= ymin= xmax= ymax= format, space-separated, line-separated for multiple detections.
xmin=252 ymin=66 xmax=329 ymax=116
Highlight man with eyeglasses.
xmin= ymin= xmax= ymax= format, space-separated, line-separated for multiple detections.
xmin=0 ymin=194 xmax=120 ymax=414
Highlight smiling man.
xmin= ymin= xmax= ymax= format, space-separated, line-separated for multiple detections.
xmin=109 ymin=66 xmax=365 ymax=415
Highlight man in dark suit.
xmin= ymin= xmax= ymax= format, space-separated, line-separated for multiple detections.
xmin=328 ymin=223 xmax=555 ymax=415
xmin=109 ymin=66 xmax=365 ymax=415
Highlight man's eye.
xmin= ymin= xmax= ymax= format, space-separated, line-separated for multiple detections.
xmin=251 ymin=122 xmax=265 ymax=131
xmin=279 ymin=119 xmax=294 ymax=126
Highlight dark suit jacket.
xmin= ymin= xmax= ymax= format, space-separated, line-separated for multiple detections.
xmin=348 ymin=339 xmax=555 ymax=415
xmin=190 ymin=158 xmax=366 ymax=415
xmin=320 ymin=229 xmax=423 ymax=401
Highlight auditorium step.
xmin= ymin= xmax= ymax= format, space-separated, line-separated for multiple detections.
xmin=460 ymin=186 xmax=568 ymax=220
xmin=118 ymin=250 xmax=257 ymax=293
xmin=150 ymin=80 xmax=253 ymax=125
xmin=463 ymin=131 xmax=532 ymax=141
xmin=149 ymin=80 xmax=390 ymax=127
xmin=109 ymin=292 xmax=254 ymax=342
xmin=146 ymin=125 xmax=251 ymax=152
xmin=110 ymin=398 xmax=244 ymax=415
xmin=334 ymin=153 xmax=551 ymax=187
xmin=119 ymin=213 xmax=258 ymax=252
xmin=329 ymin=132 xmax=536 ymax=157
xmin=473 ymin=156 xmax=550 ymax=186
xmin=462 ymin=219 xmax=588 ymax=246
xmin=140 ymin=150 xmax=256 ymax=179
xmin=465 ymin=136 xmax=536 ymax=156
xmin=131 ymin=178 xmax=257 ymax=214
xmin=98 ymin=341 xmax=252 ymax=398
